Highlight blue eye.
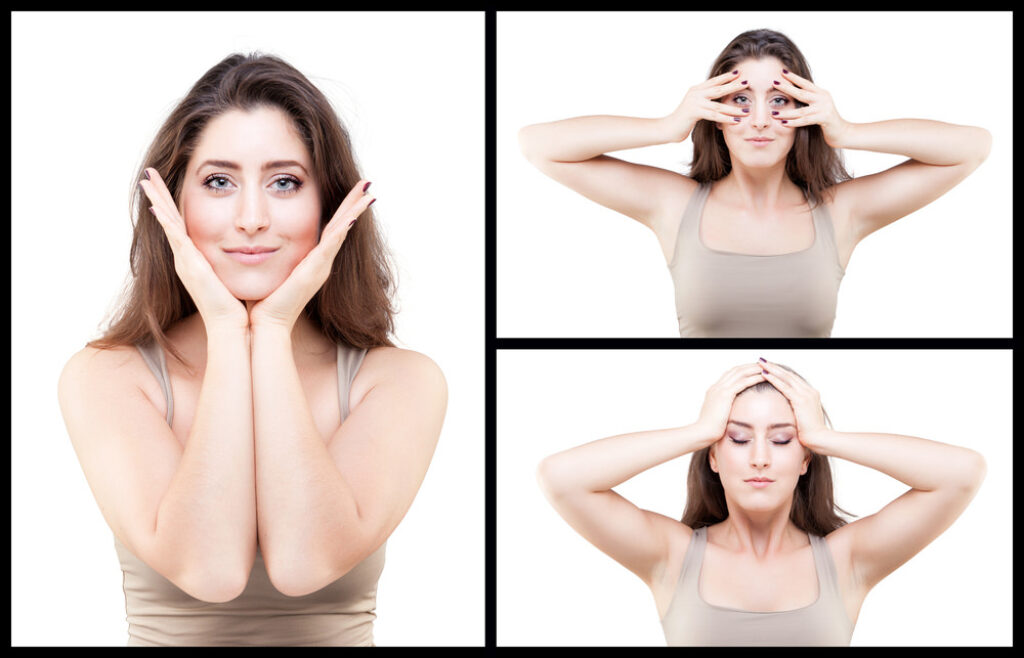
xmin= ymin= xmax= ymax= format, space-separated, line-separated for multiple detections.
xmin=202 ymin=174 xmax=303 ymax=195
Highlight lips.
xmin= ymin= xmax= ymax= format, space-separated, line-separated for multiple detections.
xmin=745 ymin=478 xmax=774 ymax=482
xmin=224 ymin=246 xmax=278 ymax=254
xmin=746 ymin=139 xmax=773 ymax=143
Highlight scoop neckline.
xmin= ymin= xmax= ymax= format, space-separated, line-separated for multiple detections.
xmin=696 ymin=182 xmax=818 ymax=259
xmin=695 ymin=527 xmax=822 ymax=615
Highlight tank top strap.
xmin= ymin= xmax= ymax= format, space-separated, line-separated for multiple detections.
xmin=669 ymin=182 xmax=713 ymax=268
xmin=807 ymin=533 xmax=842 ymax=601
xmin=677 ymin=525 xmax=709 ymax=591
xmin=808 ymin=196 xmax=844 ymax=275
xmin=336 ymin=342 xmax=368 ymax=421
xmin=136 ymin=340 xmax=173 ymax=425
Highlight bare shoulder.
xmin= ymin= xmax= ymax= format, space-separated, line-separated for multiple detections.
xmin=350 ymin=346 xmax=447 ymax=409
xmin=59 ymin=344 xmax=163 ymax=415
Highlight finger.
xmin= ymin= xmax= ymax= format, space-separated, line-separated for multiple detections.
xmin=322 ymin=192 xmax=375 ymax=246
xmin=760 ymin=363 xmax=796 ymax=397
xmin=702 ymin=69 xmax=742 ymax=87
xmin=772 ymin=76 xmax=813 ymax=104
xmin=328 ymin=179 xmax=373 ymax=225
xmin=707 ymin=100 xmax=747 ymax=117
xmin=780 ymin=67 xmax=816 ymax=91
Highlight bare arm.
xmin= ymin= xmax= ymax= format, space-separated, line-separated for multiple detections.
xmin=538 ymin=363 xmax=765 ymax=584
xmin=805 ymin=429 xmax=986 ymax=590
xmin=152 ymin=327 xmax=257 ymax=599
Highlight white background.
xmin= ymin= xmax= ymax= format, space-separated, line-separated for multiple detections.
xmin=497 ymin=11 xmax=1012 ymax=337
xmin=497 ymin=349 xmax=1012 ymax=646
xmin=12 ymin=11 xmax=483 ymax=646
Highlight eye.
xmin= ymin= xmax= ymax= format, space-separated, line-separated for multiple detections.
xmin=771 ymin=439 xmax=793 ymax=445
xmin=202 ymin=174 xmax=303 ymax=195
xmin=771 ymin=96 xmax=789 ymax=106
xmin=203 ymin=175 xmax=232 ymax=193
xmin=728 ymin=435 xmax=751 ymax=445
xmin=272 ymin=175 xmax=303 ymax=194
xmin=732 ymin=94 xmax=749 ymax=104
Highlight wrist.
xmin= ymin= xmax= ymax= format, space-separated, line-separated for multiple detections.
xmin=801 ymin=428 xmax=838 ymax=455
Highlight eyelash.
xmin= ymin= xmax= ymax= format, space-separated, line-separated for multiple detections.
xmin=732 ymin=95 xmax=788 ymax=106
xmin=729 ymin=438 xmax=793 ymax=446
xmin=202 ymin=174 xmax=303 ymax=195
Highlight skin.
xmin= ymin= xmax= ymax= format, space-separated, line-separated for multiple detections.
xmin=178 ymin=105 xmax=334 ymax=357
xmin=707 ymin=387 xmax=813 ymax=557
xmin=711 ymin=56 xmax=804 ymax=217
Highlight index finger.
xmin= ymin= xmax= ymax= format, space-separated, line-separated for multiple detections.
xmin=703 ymin=69 xmax=741 ymax=87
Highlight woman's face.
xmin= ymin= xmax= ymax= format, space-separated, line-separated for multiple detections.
xmin=709 ymin=387 xmax=811 ymax=513
xmin=716 ymin=56 xmax=799 ymax=168
xmin=179 ymin=105 xmax=321 ymax=302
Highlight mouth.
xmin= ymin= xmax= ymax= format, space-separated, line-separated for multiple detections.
xmin=223 ymin=247 xmax=278 ymax=265
xmin=745 ymin=478 xmax=774 ymax=487
xmin=224 ymin=246 xmax=279 ymax=254
xmin=746 ymin=138 xmax=774 ymax=144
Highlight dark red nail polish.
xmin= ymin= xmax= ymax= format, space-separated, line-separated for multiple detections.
xmin=733 ymin=118 xmax=741 ymax=122
xmin=368 ymin=198 xmax=376 ymax=207
xmin=772 ymin=111 xmax=779 ymax=115
xmin=732 ymin=70 xmax=738 ymax=74
xmin=762 ymin=369 xmax=768 ymax=375
xmin=773 ymin=80 xmax=780 ymax=85
xmin=362 ymin=181 xmax=372 ymax=193
xmin=144 ymin=170 xmax=151 ymax=180
xmin=742 ymin=108 xmax=749 ymax=113
xmin=759 ymin=357 xmax=766 ymax=363
xmin=782 ymin=69 xmax=789 ymax=74
xmin=781 ymin=120 xmax=788 ymax=124
xmin=741 ymin=80 xmax=747 ymax=85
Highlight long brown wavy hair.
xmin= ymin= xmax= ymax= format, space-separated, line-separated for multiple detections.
xmin=87 ymin=52 xmax=396 ymax=375
xmin=688 ymin=29 xmax=853 ymax=209
xmin=682 ymin=363 xmax=857 ymax=537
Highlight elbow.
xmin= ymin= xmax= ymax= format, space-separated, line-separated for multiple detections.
xmin=969 ymin=127 xmax=992 ymax=166
xmin=536 ymin=454 xmax=567 ymax=501
xmin=266 ymin=531 xmax=383 ymax=598
xmin=180 ymin=566 xmax=249 ymax=603
xmin=518 ymin=124 xmax=541 ymax=163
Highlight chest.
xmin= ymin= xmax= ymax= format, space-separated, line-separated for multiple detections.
xmin=161 ymin=356 xmax=342 ymax=449
xmin=699 ymin=543 xmax=819 ymax=613
xmin=699 ymin=198 xmax=816 ymax=257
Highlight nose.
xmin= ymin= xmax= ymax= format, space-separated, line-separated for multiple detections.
xmin=234 ymin=186 xmax=270 ymax=234
xmin=749 ymin=99 xmax=772 ymax=129
xmin=748 ymin=439 xmax=771 ymax=468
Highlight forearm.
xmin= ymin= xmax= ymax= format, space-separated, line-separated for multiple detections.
xmin=836 ymin=119 xmax=992 ymax=165
xmin=538 ymin=423 xmax=714 ymax=497
xmin=251 ymin=324 xmax=362 ymax=592
xmin=519 ymin=114 xmax=675 ymax=164
xmin=154 ymin=327 xmax=257 ymax=587
xmin=806 ymin=429 xmax=986 ymax=492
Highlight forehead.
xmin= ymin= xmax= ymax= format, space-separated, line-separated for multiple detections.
xmin=730 ymin=388 xmax=795 ymax=423
xmin=192 ymin=106 xmax=309 ymax=163
xmin=734 ymin=56 xmax=787 ymax=91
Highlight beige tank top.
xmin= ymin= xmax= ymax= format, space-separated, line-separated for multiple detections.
xmin=660 ymin=526 xmax=853 ymax=646
xmin=667 ymin=181 xmax=845 ymax=337
xmin=117 ymin=339 xmax=386 ymax=646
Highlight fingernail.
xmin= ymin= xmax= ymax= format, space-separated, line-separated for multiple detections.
xmin=782 ymin=69 xmax=789 ymax=74
xmin=782 ymin=120 xmax=788 ymax=124
xmin=733 ymin=118 xmax=741 ymax=122
xmin=740 ymin=80 xmax=747 ymax=85
xmin=143 ymin=169 xmax=151 ymax=180
xmin=732 ymin=70 xmax=738 ymax=74
xmin=742 ymin=108 xmax=749 ymax=113
xmin=368 ymin=198 xmax=376 ymax=207
xmin=762 ymin=370 xmax=768 ymax=375
xmin=773 ymin=80 xmax=780 ymax=85
xmin=771 ymin=111 xmax=779 ymax=116
xmin=362 ymin=181 xmax=372 ymax=193
xmin=759 ymin=357 xmax=766 ymax=363
xmin=348 ymin=219 xmax=357 ymax=226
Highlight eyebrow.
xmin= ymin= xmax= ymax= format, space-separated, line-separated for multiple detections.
xmin=197 ymin=159 xmax=308 ymax=174
xmin=727 ymin=420 xmax=796 ymax=430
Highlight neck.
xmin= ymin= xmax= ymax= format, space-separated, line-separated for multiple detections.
xmin=718 ymin=165 xmax=796 ymax=216
xmin=715 ymin=504 xmax=802 ymax=560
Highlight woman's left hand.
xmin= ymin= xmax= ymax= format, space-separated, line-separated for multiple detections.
xmin=771 ymin=68 xmax=851 ymax=148
xmin=758 ymin=359 xmax=830 ymax=450
xmin=248 ymin=180 xmax=376 ymax=331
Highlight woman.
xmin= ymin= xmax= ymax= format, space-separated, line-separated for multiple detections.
xmin=537 ymin=360 xmax=986 ymax=645
xmin=56 ymin=53 xmax=447 ymax=646
xmin=518 ymin=29 xmax=991 ymax=337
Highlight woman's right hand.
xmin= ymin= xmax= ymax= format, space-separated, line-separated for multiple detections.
xmin=663 ymin=70 xmax=750 ymax=143
xmin=138 ymin=167 xmax=250 ymax=333
xmin=693 ymin=362 xmax=767 ymax=446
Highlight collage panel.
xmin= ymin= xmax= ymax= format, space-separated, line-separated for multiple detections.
xmin=497 ymin=349 xmax=1011 ymax=646
xmin=498 ymin=11 xmax=1009 ymax=338
xmin=16 ymin=11 xmax=482 ymax=647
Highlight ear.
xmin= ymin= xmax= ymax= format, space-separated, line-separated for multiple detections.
xmin=708 ymin=444 xmax=719 ymax=473
xmin=800 ymin=448 xmax=812 ymax=476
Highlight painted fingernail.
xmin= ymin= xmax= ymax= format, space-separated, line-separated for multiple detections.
xmin=782 ymin=69 xmax=789 ymax=74
xmin=733 ymin=118 xmax=741 ymax=122
xmin=740 ymin=80 xmax=747 ymax=85
xmin=732 ymin=70 xmax=738 ymax=74
xmin=348 ymin=219 xmax=357 ymax=226
xmin=362 ymin=181 xmax=372 ymax=193
xmin=759 ymin=357 xmax=766 ymax=363
xmin=772 ymin=111 xmax=779 ymax=116
xmin=782 ymin=120 xmax=788 ymax=124
xmin=144 ymin=169 xmax=151 ymax=180
xmin=368 ymin=198 xmax=376 ymax=207
xmin=742 ymin=108 xmax=749 ymax=113
xmin=773 ymin=80 xmax=780 ymax=85
xmin=762 ymin=369 xmax=768 ymax=375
